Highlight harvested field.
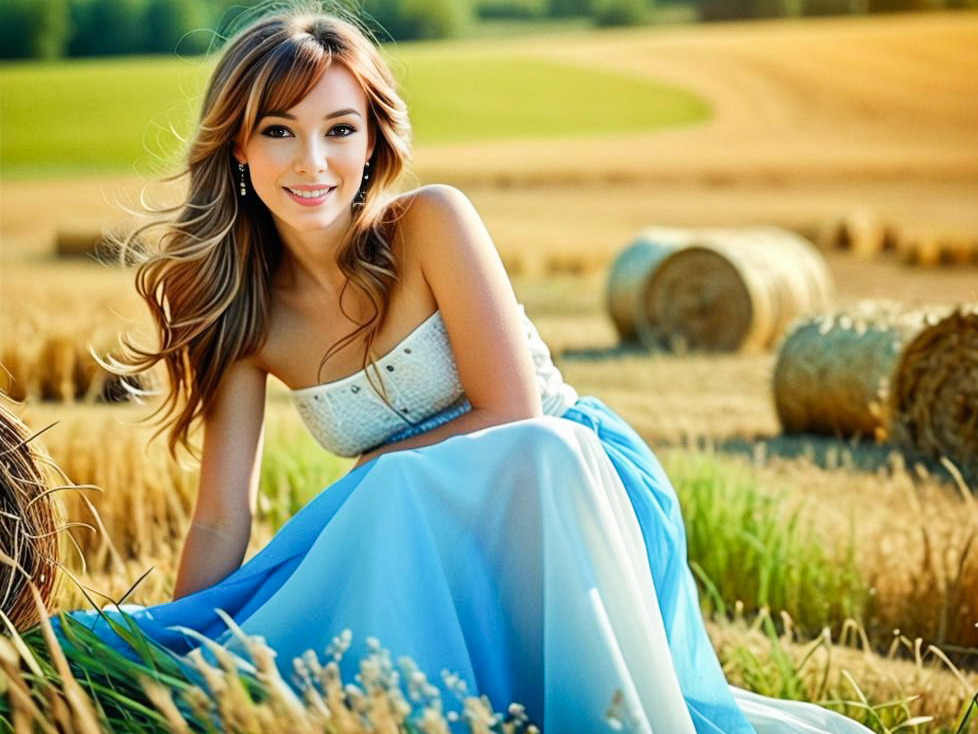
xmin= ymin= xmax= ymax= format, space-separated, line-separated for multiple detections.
xmin=3 ymin=11 xmax=978 ymax=733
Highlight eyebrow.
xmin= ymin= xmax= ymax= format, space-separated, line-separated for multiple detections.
xmin=262 ymin=108 xmax=362 ymax=121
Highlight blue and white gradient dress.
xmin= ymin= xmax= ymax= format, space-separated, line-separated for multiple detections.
xmin=52 ymin=305 xmax=872 ymax=734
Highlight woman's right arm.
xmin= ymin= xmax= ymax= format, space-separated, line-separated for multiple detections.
xmin=171 ymin=354 xmax=268 ymax=601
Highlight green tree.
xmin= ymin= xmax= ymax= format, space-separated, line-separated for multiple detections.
xmin=361 ymin=0 xmax=474 ymax=40
xmin=590 ymin=0 xmax=650 ymax=25
xmin=0 ymin=0 xmax=70 ymax=59
xmin=476 ymin=0 xmax=548 ymax=19
xmin=695 ymin=0 xmax=752 ymax=19
xmin=547 ymin=0 xmax=592 ymax=15
xmin=67 ymin=0 xmax=147 ymax=56
xmin=803 ymin=0 xmax=856 ymax=15
xmin=144 ymin=0 xmax=211 ymax=55
xmin=866 ymin=0 xmax=944 ymax=8
xmin=750 ymin=0 xmax=804 ymax=15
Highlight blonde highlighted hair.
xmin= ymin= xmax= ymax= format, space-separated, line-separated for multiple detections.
xmin=103 ymin=1 xmax=414 ymax=464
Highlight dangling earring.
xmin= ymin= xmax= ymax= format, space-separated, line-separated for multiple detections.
xmin=238 ymin=162 xmax=247 ymax=197
xmin=352 ymin=160 xmax=371 ymax=208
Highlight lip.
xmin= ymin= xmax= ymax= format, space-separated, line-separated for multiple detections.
xmin=283 ymin=185 xmax=336 ymax=206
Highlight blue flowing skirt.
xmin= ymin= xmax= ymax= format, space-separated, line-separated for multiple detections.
xmin=51 ymin=396 xmax=871 ymax=734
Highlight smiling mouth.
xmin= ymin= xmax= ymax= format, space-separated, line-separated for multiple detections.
xmin=284 ymin=186 xmax=336 ymax=199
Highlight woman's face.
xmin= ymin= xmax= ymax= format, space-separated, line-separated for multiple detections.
xmin=233 ymin=62 xmax=375 ymax=239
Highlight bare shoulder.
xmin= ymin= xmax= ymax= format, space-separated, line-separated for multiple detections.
xmin=388 ymin=184 xmax=488 ymax=270
xmin=393 ymin=183 xmax=471 ymax=230
xmin=386 ymin=184 xmax=539 ymax=417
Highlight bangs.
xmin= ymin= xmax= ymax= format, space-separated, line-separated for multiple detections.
xmin=241 ymin=35 xmax=335 ymax=137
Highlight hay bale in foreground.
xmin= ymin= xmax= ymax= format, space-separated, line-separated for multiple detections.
xmin=773 ymin=302 xmax=927 ymax=437
xmin=773 ymin=301 xmax=977 ymax=482
xmin=606 ymin=226 xmax=833 ymax=352
xmin=0 ymin=397 xmax=64 ymax=630
xmin=889 ymin=304 xmax=978 ymax=481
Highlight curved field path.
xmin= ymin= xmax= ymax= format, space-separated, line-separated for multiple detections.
xmin=414 ymin=11 xmax=978 ymax=186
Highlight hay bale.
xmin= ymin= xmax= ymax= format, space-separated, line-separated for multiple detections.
xmin=889 ymin=304 xmax=978 ymax=483
xmin=773 ymin=301 xmax=927 ymax=437
xmin=896 ymin=228 xmax=943 ymax=268
xmin=896 ymin=227 xmax=978 ymax=267
xmin=773 ymin=301 xmax=978 ymax=483
xmin=943 ymin=233 xmax=978 ymax=266
xmin=609 ymin=226 xmax=833 ymax=352
xmin=605 ymin=228 xmax=684 ymax=342
xmin=817 ymin=207 xmax=894 ymax=258
xmin=6 ymin=325 xmax=150 ymax=404
xmin=55 ymin=218 xmax=148 ymax=265
xmin=0 ymin=396 xmax=64 ymax=630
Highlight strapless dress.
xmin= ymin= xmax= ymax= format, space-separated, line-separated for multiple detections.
xmin=51 ymin=304 xmax=873 ymax=734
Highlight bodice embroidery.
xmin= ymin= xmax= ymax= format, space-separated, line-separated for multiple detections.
xmin=289 ymin=304 xmax=579 ymax=457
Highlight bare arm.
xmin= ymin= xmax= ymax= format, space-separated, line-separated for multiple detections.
xmin=172 ymin=354 xmax=268 ymax=601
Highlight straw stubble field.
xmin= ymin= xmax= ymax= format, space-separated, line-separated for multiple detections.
xmin=3 ymin=10 xmax=978 ymax=734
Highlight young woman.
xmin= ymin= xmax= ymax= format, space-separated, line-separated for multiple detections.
xmin=52 ymin=4 xmax=873 ymax=733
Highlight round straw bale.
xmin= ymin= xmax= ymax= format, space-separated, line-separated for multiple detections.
xmin=27 ymin=328 xmax=149 ymax=404
xmin=942 ymin=233 xmax=978 ymax=266
xmin=773 ymin=301 xmax=929 ymax=437
xmin=896 ymin=228 xmax=942 ymax=267
xmin=774 ymin=301 xmax=977 ymax=481
xmin=817 ymin=207 xmax=893 ymax=258
xmin=888 ymin=304 xmax=978 ymax=484
xmin=54 ymin=223 xmax=102 ymax=258
xmin=0 ymin=396 xmax=64 ymax=630
xmin=633 ymin=226 xmax=833 ymax=352
xmin=605 ymin=228 xmax=685 ymax=342
xmin=897 ymin=227 xmax=978 ymax=267
xmin=55 ymin=218 xmax=148 ymax=265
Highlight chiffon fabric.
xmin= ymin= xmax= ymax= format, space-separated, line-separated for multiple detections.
xmin=51 ymin=396 xmax=872 ymax=734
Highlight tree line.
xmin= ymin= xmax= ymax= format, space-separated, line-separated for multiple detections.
xmin=1 ymin=0 xmax=974 ymax=60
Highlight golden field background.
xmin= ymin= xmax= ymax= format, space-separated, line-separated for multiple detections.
xmin=3 ymin=10 xmax=978 ymax=731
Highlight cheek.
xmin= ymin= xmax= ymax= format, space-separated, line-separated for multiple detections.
xmin=247 ymin=148 xmax=286 ymax=182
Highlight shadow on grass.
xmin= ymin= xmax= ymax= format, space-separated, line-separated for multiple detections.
xmin=685 ymin=432 xmax=969 ymax=489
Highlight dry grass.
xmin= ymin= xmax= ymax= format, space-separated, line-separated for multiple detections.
xmin=10 ymin=379 xmax=978 ymax=654
xmin=4 ymin=394 xmax=978 ymax=730
xmin=3 ymin=14 xmax=978 ymax=729
xmin=0 ymin=261 xmax=155 ymax=403
xmin=706 ymin=607 xmax=978 ymax=733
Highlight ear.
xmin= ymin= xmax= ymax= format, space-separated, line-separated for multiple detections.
xmin=232 ymin=135 xmax=246 ymax=165
xmin=366 ymin=124 xmax=376 ymax=162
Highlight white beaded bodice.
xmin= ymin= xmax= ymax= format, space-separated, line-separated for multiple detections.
xmin=289 ymin=304 xmax=579 ymax=457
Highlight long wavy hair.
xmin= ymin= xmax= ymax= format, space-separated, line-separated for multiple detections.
xmin=103 ymin=1 xmax=414 ymax=464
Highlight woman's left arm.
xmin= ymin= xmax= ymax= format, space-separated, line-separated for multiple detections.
xmin=351 ymin=184 xmax=542 ymax=469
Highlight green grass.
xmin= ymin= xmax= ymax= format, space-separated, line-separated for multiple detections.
xmin=259 ymin=408 xmax=352 ymax=531
xmin=0 ymin=38 xmax=710 ymax=179
xmin=662 ymin=448 xmax=870 ymax=639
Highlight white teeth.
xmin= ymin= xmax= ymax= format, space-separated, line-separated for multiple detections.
xmin=288 ymin=187 xmax=332 ymax=198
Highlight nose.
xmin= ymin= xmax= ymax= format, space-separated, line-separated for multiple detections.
xmin=293 ymin=135 xmax=327 ymax=175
